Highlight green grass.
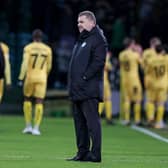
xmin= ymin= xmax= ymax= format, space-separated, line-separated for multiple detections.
xmin=0 ymin=116 xmax=168 ymax=168
xmin=148 ymin=127 xmax=168 ymax=139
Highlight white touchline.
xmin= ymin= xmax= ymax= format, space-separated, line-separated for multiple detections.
xmin=131 ymin=125 xmax=168 ymax=143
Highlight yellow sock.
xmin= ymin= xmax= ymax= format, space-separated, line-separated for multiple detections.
xmin=134 ymin=103 xmax=141 ymax=123
xmin=105 ymin=101 xmax=112 ymax=120
xmin=98 ymin=102 xmax=104 ymax=115
xmin=34 ymin=104 xmax=43 ymax=126
xmin=156 ymin=105 xmax=164 ymax=123
xmin=146 ymin=102 xmax=155 ymax=122
xmin=124 ymin=102 xmax=130 ymax=121
xmin=23 ymin=101 xmax=32 ymax=125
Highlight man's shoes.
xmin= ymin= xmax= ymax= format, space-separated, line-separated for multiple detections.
xmin=66 ymin=152 xmax=101 ymax=162
xmin=66 ymin=151 xmax=89 ymax=161
xmin=66 ymin=155 xmax=83 ymax=161
xmin=81 ymin=152 xmax=101 ymax=162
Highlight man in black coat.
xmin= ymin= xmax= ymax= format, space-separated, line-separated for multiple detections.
xmin=67 ymin=11 xmax=108 ymax=163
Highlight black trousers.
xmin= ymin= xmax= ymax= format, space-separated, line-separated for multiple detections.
xmin=72 ymin=98 xmax=101 ymax=159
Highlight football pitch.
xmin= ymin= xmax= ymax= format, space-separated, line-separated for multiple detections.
xmin=0 ymin=116 xmax=168 ymax=168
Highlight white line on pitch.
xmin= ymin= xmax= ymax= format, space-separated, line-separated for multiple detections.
xmin=131 ymin=125 xmax=168 ymax=143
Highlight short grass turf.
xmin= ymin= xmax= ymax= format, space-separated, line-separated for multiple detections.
xmin=0 ymin=116 xmax=168 ymax=168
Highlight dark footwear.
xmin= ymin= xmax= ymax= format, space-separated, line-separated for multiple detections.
xmin=81 ymin=152 xmax=101 ymax=162
xmin=106 ymin=119 xmax=115 ymax=125
xmin=66 ymin=155 xmax=82 ymax=161
xmin=134 ymin=121 xmax=144 ymax=126
xmin=145 ymin=120 xmax=155 ymax=127
xmin=66 ymin=152 xmax=88 ymax=161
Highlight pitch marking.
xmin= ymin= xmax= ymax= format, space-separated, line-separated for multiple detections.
xmin=131 ymin=125 xmax=168 ymax=143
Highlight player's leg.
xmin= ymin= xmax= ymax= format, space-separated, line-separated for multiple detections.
xmin=119 ymin=71 xmax=125 ymax=121
xmin=155 ymin=89 xmax=166 ymax=129
xmin=123 ymin=100 xmax=131 ymax=125
xmin=104 ymin=82 xmax=113 ymax=124
xmin=98 ymin=82 xmax=106 ymax=116
xmin=122 ymin=86 xmax=131 ymax=125
xmin=0 ymin=79 xmax=4 ymax=103
xmin=155 ymin=103 xmax=165 ymax=128
xmin=145 ymin=88 xmax=155 ymax=126
xmin=98 ymin=102 xmax=104 ymax=115
xmin=134 ymin=102 xmax=141 ymax=125
xmin=133 ymin=85 xmax=142 ymax=125
xmin=33 ymin=98 xmax=44 ymax=135
xmin=32 ymin=82 xmax=46 ymax=135
xmin=22 ymin=80 xmax=33 ymax=133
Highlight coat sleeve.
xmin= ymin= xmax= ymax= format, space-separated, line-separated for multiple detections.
xmin=83 ymin=41 xmax=107 ymax=80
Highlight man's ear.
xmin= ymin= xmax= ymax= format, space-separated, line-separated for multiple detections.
xmin=91 ymin=21 xmax=95 ymax=26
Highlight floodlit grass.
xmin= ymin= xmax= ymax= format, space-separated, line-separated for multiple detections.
xmin=0 ymin=116 xmax=168 ymax=168
xmin=148 ymin=127 xmax=168 ymax=139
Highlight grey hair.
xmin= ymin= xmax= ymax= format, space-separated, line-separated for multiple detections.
xmin=78 ymin=11 xmax=96 ymax=24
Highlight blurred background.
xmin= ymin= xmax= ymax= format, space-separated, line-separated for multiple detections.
xmin=0 ymin=0 xmax=168 ymax=117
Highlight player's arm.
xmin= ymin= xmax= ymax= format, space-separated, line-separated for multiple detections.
xmin=18 ymin=47 xmax=29 ymax=80
xmin=46 ymin=48 xmax=52 ymax=75
xmin=104 ymin=52 xmax=112 ymax=71
xmin=4 ymin=47 xmax=11 ymax=86
xmin=145 ymin=58 xmax=152 ymax=75
xmin=166 ymin=57 xmax=168 ymax=77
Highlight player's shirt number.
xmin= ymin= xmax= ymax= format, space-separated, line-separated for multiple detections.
xmin=31 ymin=54 xmax=47 ymax=69
xmin=153 ymin=65 xmax=165 ymax=78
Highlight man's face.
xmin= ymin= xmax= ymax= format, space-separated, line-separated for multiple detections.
xmin=77 ymin=15 xmax=95 ymax=33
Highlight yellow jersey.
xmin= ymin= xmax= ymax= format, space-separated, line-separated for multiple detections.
xmin=142 ymin=48 xmax=157 ymax=75
xmin=0 ymin=42 xmax=11 ymax=85
xmin=19 ymin=42 xmax=52 ymax=82
xmin=119 ymin=49 xmax=141 ymax=81
xmin=147 ymin=55 xmax=168 ymax=89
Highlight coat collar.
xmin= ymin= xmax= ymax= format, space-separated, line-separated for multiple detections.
xmin=78 ymin=25 xmax=102 ymax=40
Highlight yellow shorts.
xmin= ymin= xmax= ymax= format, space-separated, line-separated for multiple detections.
xmin=23 ymin=78 xmax=47 ymax=99
xmin=146 ymin=87 xmax=167 ymax=103
xmin=123 ymin=82 xmax=142 ymax=102
xmin=0 ymin=79 xmax=4 ymax=102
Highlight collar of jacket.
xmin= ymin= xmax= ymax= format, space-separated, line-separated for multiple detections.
xmin=78 ymin=25 xmax=105 ymax=41
xmin=78 ymin=25 xmax=99 ymax=40
xmin=78 ymin=30 xmax=90 ymax=41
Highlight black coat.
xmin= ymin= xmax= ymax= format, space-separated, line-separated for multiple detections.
xmin=68 ymin=25 xmax=108 ymax=101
